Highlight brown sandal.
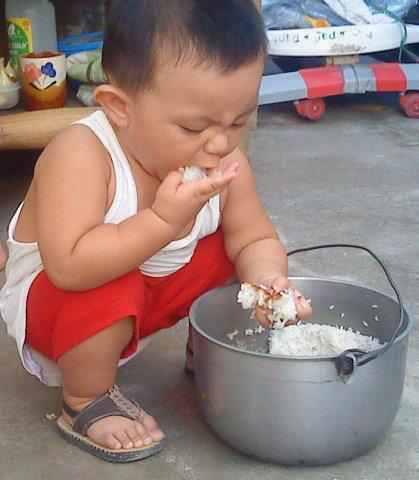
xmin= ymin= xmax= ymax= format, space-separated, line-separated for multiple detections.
xmin=56 ymin=385 xmax=165 ymax=463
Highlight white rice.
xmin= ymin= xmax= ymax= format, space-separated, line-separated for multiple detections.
xmin=270 ymin=293 xmax=297 ymax=325
xmin=237 ymin=283 xmax=297 ymax=328
xmin=226 ymin=329 xmax=239 ymax=341
xmin=182 ymin=166 xmax=206 ymax=183
xmin=237 ymin=283 xmax=266 ymax=309
xmin=237 ymin=283 xmax=382 ymax=357
xmin=269 ymin=323 xmax=382 ymax=357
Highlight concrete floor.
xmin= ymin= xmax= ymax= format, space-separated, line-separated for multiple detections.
xmin=0 ymin=96 xmax=418 ymax=479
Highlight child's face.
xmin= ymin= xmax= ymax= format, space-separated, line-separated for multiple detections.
xmin=125 ymin=55 xmax=264 ymax=179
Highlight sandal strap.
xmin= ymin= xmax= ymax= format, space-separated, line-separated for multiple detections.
xmin=108 ymin=385 xmax=146 ymax=422
xmin=62 ymin=401 xmax=81 ymax=419
xmin=63 ymin=385 xmax=146 ymax=436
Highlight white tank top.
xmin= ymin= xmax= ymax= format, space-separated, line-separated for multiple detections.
xmin=77 ymin=111 xmax=222 ymax=277
xmin=0 ymin=110 xmax=221 ymax=386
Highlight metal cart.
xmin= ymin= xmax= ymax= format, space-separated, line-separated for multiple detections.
xmin=259 ymin=23 xmax=419 ymax=119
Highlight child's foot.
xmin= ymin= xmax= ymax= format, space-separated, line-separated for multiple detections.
xmin=59 ymin=385 xmax=165 ymax=461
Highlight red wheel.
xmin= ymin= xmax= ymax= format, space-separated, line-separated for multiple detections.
xmin=295 ymin=98 xmax=326 ymax=121
xmin=400 ymin=93 xmax=419 ymax=118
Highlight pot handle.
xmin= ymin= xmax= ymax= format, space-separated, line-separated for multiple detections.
xmin=287 ymin=244 xmax=405 ymax=379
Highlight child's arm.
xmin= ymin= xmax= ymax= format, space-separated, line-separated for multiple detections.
xmin=34 ymin=126 xmax=237 ymax=291
xmin=222 ymin=149 xmax=287 ymax=286
xmin=34 ymin=127 xmax=175 ymax=290
xmin=0 ymin=242 xmax=7 ymax=271
xmin=221 ymin=149 xmax=312 ymax=325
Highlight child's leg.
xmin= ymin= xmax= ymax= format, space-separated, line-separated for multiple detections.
xmin=143 ymin=229 xmax=235 ymax=337
xmin=58 ymin=317 xmax=163 ymax=450
xmin=143 ymin=230 xmax=235 ymax=374
xmin=26 ymin=270 xmax=165 ymax=452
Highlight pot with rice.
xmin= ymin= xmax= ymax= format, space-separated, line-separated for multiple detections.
xmin=189 ymin=246 xmax=413 ymax=465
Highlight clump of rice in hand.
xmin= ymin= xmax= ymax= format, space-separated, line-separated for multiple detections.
xmin=269 ymin=323 xmax=382 ymax=356
xmin=182 ymin=166 xmax=206 ymax=183
xmin=237 ymin=283 xmax=297 ymax=328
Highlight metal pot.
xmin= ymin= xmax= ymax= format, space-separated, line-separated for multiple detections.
xmin=189 ymin=246 xmax=412 ymax=466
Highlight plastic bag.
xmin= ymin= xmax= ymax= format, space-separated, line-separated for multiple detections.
xmin=76 ymin=84 xmax=97 ymax=106
xmin=301 ymin=0 xmax=353 ymax=24
xmin=323 ymin=0 xmax=392 ymax=23
xmin=263 ymin=2 xmax=313 ymax=29
xmin=324 ymin=0 xmax=415 ymax=23
xmin=263 ymin=0 xmax=350 ymax=29
xmin=366 ymin=0 xmax=417 ymax=18
xmin=66 ymin=50 xmax=106 ymax=84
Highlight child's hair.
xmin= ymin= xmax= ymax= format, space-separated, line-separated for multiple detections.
xmin=103 ymin=0 xmax=267 ymax=92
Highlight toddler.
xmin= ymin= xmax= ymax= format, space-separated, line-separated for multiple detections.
xmin=0 ymin=0 xmax=311 ymax=463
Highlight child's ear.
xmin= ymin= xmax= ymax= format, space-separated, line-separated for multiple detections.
xmin=94 ymin=85 xmax=131 ymax=128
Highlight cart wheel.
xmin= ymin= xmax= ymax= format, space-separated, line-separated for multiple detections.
xmin=295 ymin=98 xmax=326 ymax=121
xmin=400 ymin=93 xmax=419 ymax=118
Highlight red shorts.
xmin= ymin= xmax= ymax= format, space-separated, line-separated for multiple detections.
xmin=26 ymin=230 xmax=234 ymax=362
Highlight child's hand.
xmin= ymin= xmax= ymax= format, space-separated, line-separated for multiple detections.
xmin=152 ymin=163 xmax=239 ymax=233
xmin=254 ymin=276 xmax=312 ymax=328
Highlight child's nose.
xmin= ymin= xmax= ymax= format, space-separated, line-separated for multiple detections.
xmin=204 ymin=132 xmax=230 ymax=157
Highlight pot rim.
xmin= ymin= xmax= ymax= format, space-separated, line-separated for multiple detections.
xmin=189 ymin=276 xmax=414 ymax=362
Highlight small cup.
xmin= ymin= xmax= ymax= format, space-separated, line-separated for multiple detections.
xmin=20 ymin=51 xmax=67 ymax=111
